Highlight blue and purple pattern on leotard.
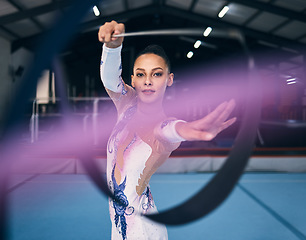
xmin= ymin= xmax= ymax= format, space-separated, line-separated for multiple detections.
xmin=161 ymin=119 xmax=174 ymax=129
xmin=111 ymin=164 xmax=134 ymax=240
xmin=142 ymin=187 xmax=154 ymax=211
xmin=107 ymin=105 xmax=137 ymax=154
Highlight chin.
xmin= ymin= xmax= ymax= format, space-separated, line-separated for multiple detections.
xmin=138 ymin=97 xmax=160 ymax=105
xmin=139 ymin=99 xmax=156 ymax=105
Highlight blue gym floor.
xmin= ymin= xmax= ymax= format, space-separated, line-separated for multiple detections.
xmin=7 ymin=173 xmax=306 ymax=240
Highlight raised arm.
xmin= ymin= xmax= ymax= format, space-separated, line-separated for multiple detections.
xmin=98 ymin=21 xmax=125 ymax=93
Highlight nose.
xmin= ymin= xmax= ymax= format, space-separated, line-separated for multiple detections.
xmin=144 ymin=76 xmax=152 ymax=86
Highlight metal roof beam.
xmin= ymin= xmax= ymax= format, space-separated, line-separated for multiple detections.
xmin=123 ymin=0 xmax=129 ymax=11
xmin=12 ymin=5 xmax=306 ymax=53
xmin=0 ymin=25 xmax=20 ymax=38
xmin=158 ymin=6 xmax=306 ymax=52
xmin=12 ymin=5 xmax=159 ymax=51
xmin=79 ymin=5 xmax=159 ymax=31
xmin=227 ymin=0 xmax=306 ymax=23
xmin=189 ymin=0 xmax=199 ymax=12
xmin=6 ymin=0 xmax=45 ymax=31
xmin=0 ymin=0 xmax=73 ymax=25
xmin=80 ymin=4 xmax=306 ymax=52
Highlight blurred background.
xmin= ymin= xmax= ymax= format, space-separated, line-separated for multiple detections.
xmin=0 ymin=0 xmax=306 ymax=151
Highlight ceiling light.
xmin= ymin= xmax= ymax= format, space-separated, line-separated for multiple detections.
xmin=203 ymin=27 xmax=212 ymax=37
xmin=93 ymin=6 xmax=100 ymax=16
xmin=187 ymin=51 xmax=194 ymax=58
xmin=286 ymin=77 xmax=297 ymax=85
xmin=194 ymin=40 xmax=201 ymax=49
xmin=218 ymin=6 xmax=229 ymax=18
xmin=287 ymin=81 xmax=296 ymax=85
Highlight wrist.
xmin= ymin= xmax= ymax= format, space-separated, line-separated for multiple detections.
xmin=104 ymin=43 xmax=122 ymax=49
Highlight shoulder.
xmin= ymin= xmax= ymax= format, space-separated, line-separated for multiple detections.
xmin=108 ymin=83 xmax=137 ymax=116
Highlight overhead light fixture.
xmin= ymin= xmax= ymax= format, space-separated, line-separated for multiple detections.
xmin=218 ymin=6 xmax=229 ymax=18
xmin=287 ymin=81 xmax=296 ymax=85
xmin=203 ymin=27 xmax=212 ymax=37
xmin=286 ymin=77 xmax=297 ymax=85
xmin=93 ymin=5 xmax=100 ymax=16
xmin=179 ymin=36 xmax=218 ymax=49
xmin=187 ymin=51 xmax=194 ymax=58
xmin=194 ymin=40 xmax=201 ymax=49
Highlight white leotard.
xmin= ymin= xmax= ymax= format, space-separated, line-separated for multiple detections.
xmin=100 ymin=45 xmax=184 ymax=240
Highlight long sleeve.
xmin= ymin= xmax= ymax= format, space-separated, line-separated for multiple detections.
xmin=100 ymin=44 xmax=123 ymax=93
xmin=100 ymin=44 xmax=136 ymax=116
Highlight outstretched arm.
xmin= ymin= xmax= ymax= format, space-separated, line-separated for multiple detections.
xmin=175 ymin=99 xmax=236 ymax=141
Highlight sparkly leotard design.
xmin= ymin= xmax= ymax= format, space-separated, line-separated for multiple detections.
xmin=101 ymin=45 xmax=184 ymax=240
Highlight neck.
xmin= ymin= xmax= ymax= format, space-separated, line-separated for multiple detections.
xmin=137 ymin=100 xmax=164 ymax=115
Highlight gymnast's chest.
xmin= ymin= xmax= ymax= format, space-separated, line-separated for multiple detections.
xmin=117 ymin=123 xmax=155 ymax=158
xmin=108 ymin=109 xmax=164 ymax=168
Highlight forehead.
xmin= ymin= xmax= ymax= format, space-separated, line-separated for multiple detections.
xmin=134 ymin=53 xmax=167 ymax=70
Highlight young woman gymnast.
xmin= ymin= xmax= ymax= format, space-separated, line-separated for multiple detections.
xmin=98 ymin=20 xmax=236 ymax=240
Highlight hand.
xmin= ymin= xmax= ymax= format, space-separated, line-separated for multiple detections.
xmin=176 ymin=99 xmax=236 ymax=141
xmin=98 ymin=20 xmax=125 ymax=48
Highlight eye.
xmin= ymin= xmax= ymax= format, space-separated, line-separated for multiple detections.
xmin=153 ymin=72 xmax=163 ymax=77
xmin=136 ymin=73 xmax=144 ymax=77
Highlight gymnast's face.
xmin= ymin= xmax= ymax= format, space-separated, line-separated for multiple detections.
xmin=131 ymin=53 xmax=173 ymax=106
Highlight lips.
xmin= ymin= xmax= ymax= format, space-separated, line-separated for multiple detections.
xmin=142 ymin=89 xmax=155 ymax=95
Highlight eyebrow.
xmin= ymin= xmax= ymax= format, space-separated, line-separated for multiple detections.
xmin=135 ymin=67 xmax=164 ymax=71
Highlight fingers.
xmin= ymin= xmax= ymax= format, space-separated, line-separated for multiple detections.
xmin=219 ymin=117 xmax=237 ymax=132
xmin=98 ymin=21 xmax=113 ymax=42
xmin=196 ymin=99 xmax=235 ymax=127
xmin=177 ymin=99 xmax=236 ymax=142
xmin=215 ymin=99 xmax=236 ymax=124
xmin=206 ymin=101 xmax=228 ymax=123
xmin=112 ymin=23 xmax=125 ymax=40
xmin=188 ymin=117 xmax=236 ymax=141
xmin=98 ymin=21 xmax=125 ymax=47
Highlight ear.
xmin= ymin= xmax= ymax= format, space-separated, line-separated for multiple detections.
xmin=167 ymin=73 xmax=174 ymax=87
xmin=131 ymin=75 xmax=135 ymax=88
